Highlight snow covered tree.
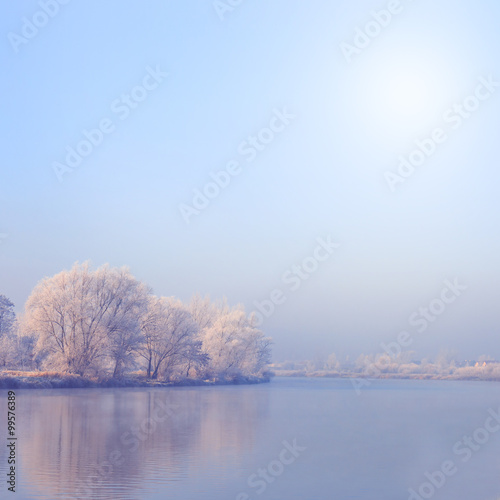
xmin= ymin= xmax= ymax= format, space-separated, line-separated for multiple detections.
xmin=0 ymin=294 xmax=15 ymax=336
xmin=195 ymin=298 xmax=272 ymax=379
xmin=138 ymin=296 xmax=202 ymax=380
xmin=0 ymin=295 xmax=18 ymax=369
xmin=0 ymin=319 xmax=37 ymax=371
xmin=188 ymin=293 xmax=218 ymax=331
xmin=100 ymin=267 xmax=149 ymax=377
xmin=326 ymin=352 xmax=341 ymax=371
xmin=25 ymin=262 xmax=148 ymax=376
xmin=0 ymin=334 xmax=16 ymax=368
xmin=19 ymin=266 xmax=272 ymax=381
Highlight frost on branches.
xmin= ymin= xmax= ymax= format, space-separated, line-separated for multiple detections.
xmin=15 ymin=262 xmax=272 ymax=381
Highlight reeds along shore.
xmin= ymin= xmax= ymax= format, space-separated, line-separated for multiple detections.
xmin=272 ymin=365 xmax=500 ymax=382
xmin=0 ymin=370 xmax=272 ymax=390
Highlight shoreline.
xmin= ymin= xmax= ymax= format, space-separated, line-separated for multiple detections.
xmin=4 ymin=370 xmax=500 ymax=389
xmin=0 ymin=371 xmax=271 ymax=390
xmin=273 ymin=370 xmax=500 ymax=382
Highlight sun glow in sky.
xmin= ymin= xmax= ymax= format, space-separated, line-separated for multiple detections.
xmin=347 ymin=44 xmax=462 ymax=147
xmin=379 ymin=63 xmax=442 ymax=117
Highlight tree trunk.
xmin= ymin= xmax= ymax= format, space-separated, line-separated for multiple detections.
xmin=113 ymin=359 xmax=121 ymax=378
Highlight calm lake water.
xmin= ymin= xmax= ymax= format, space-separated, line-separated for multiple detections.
xmin=1 ymin=377 xmax=500 ymax=500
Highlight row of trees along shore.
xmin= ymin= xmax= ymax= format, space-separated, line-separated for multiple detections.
xmin=0 ymin=262 xmax=272 ymax=382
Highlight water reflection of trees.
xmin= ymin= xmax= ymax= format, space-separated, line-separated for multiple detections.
xmin=21 ymin=386 xmax=270 ymax=499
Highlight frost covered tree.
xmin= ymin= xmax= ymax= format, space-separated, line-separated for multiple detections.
xmin=25 ymin=262 xmax=148 ymax=376
xmin=0 ymin=333 xmax=16 ymax=368
xmin=138 ymin=296 xmax=202 ymax=380
xmin=194 ymin=298 xmax=272 ymax=378
xmin=188 ymin=293 xmax=218 ymax=331
xmin=17 ymin=265 xmax=272 ymax=381
xmin=0 ymin=324 xmax=37 ymax=371
xmin=326 ymin=353 xmax=341 ymax=371
xmin=0 ymin=295 xmax=15 ymax=336
xmin=102 ymin=269 xmax=149 ymax=377
xmin=0 ymin=295 xmax=17 ymax=368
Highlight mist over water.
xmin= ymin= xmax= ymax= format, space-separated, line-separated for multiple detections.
xmin=2 ymin=378 xmax=500 ymax=500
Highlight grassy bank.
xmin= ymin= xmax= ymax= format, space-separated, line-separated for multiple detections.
xmin=0 ymin=370 xmax=271 ymax=390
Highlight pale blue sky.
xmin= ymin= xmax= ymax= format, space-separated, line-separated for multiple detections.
xmin=1 ymin=0 xmax=499 ymax=361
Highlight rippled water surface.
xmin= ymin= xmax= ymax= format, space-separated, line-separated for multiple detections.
xmin=1 ymin=377 xmax=500 ymax=500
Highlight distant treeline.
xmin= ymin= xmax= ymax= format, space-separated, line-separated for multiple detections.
xmin=0 ymin=263 xmax=272 ymax=383
xmin=272 ymin=351 xmax=500 ymax=381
